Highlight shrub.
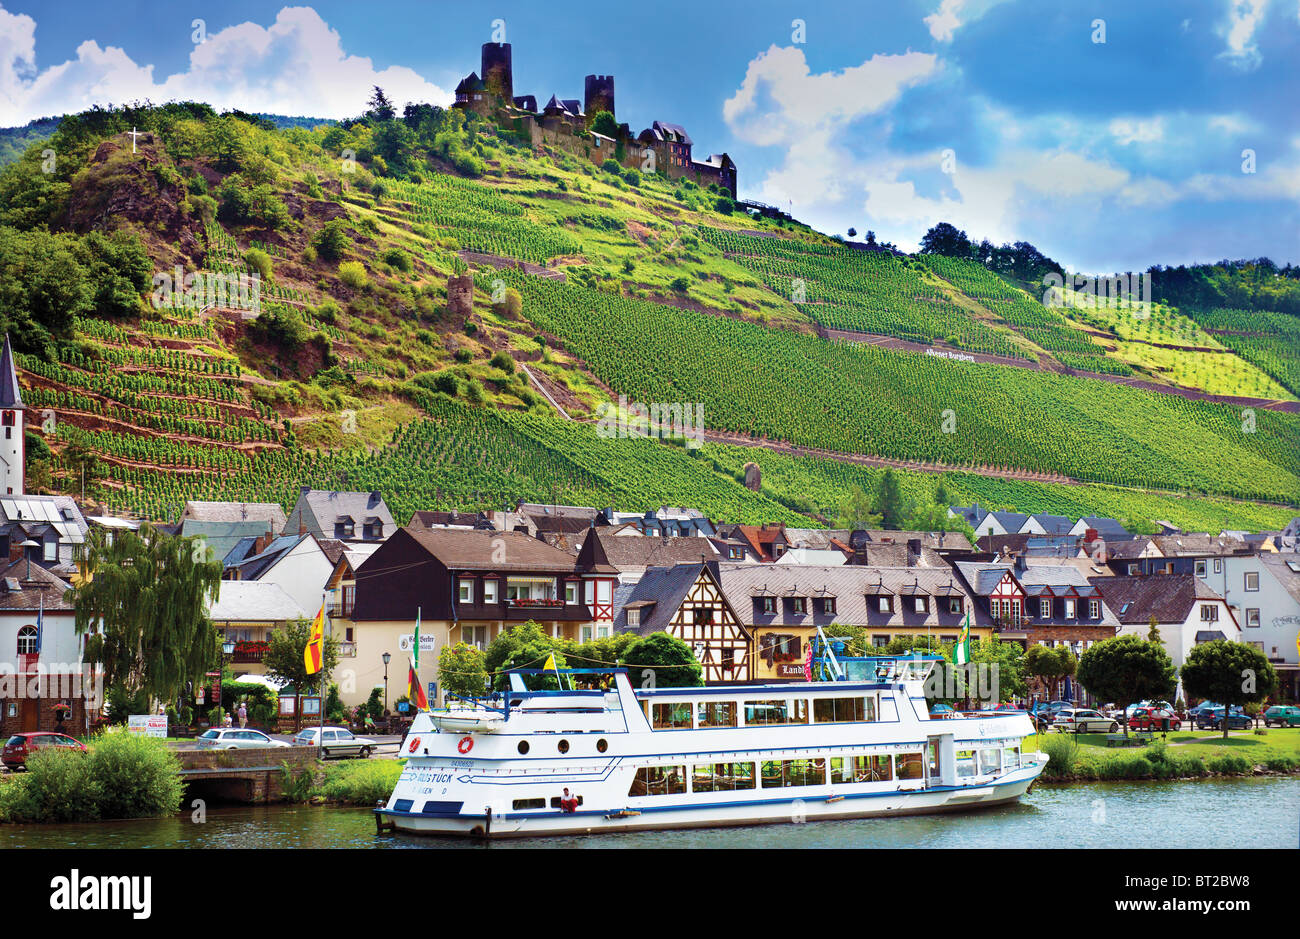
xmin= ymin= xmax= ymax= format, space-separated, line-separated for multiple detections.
xmin=431 ymin=372 xmax=461 ymax=396
xmin=315 ymin=759 xmax=403 ymax=805
xmin=1206 ymin=753 xmax=1251 ymax=776
xmin=489 ymin=351 xmax=516 ymax=374
xmin=3 ymin=747 xmax=101 ymax=822
xmin=1263 ymin=754 xmax=1297 ymax=772
xmin=465 ymin=378 xmax=486 ymax=404
xmin=312 ymin=220 xmax=352 ymax=261
xmin=382 ymin=247 xmax=412 ymax=273
xmin=338 ymin=261 xmax=368 ymax=289
xmin=669 ymin=275 xmax=690 ymax=293
xmin=244 ymin=248 xmax=272 ymax=280
xmin=280 ymin=762 xmax=315 ymax=803
xmin=1041 ymin=735 xmax=1078 ymax=778
xmin=601 ymin=158 xmax=621 ymax=175
xmin=87 ymin=730 xmax=184 ymax=819
xmin=453 ymin=348 xmax=472 ymax=363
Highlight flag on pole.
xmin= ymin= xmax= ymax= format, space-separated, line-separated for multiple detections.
xmin=952 ymin=612 xmax=971 ymax=666
xmin=304 ymin=602 xmax=326 ymax=674
xmin=35 ymin=593 xmax=43 ymax=654
xmin=803 ymin=639 xmax=813 ymax=682
xmin=541 ymin=652 xmax=558 ymax=672
xmin=407 ymin=660 xmax=428 ymax=709
xmin=413 ymin=608 xmax=421 ymax=673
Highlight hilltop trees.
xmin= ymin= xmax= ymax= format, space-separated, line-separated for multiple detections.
xmin=919 ymin=222 xmax=972 ymax=258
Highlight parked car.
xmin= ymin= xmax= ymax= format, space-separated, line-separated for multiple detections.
xmin=2 ymin=732 xmax=87 ymax=771
xmin=1126 ymin=707 xmax=1182 ymax=732
xmin=1030 ymin=700 xmax=1072 ymax=729
xmin=195 ymin=728 xmax=289 ymax=750
xmin=1186 ymin=701 xmax=1222 ymax=722
xmin=1262 ymin=705 xmax=1300 ymax=728
xmin=1194 ymin=707 xmax=1252 ymax=731
xmin=992 ymin=703 xmax=1024 ymax=713
xmin=292 ymin=727 xmax=376 ymax=758
xmin=1052 ymin=708 xmax=1120 ymax=733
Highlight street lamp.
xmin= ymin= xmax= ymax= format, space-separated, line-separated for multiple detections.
xmin=222 ymin=639 xmax=235 ymax=656
xmin=382 ymin=652 xmax=392 ymax=713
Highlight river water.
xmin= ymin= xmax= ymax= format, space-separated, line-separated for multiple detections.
xmin=2 ymin=778 xmax=1297 ymax=848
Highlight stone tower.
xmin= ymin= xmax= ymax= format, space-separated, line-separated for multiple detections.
xmin=481 ymin=42 xmax=513 ymax=101
xmin=0 ymin=334 xmax=25 ymax=496
xmin=584 ymin=74 xmax=615 ymax=120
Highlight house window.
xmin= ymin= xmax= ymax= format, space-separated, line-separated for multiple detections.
xmin=872 ymin=635 xmax=890 ymax=647
xmin=822 ymin=597 xmax=837 ymax=615
xmin=1213 ymin=559 xmax=1222 ymax=573
xmin=342 ymin=585 xmax=355 ymax=616
xmin=627 ymin=609 xmax=641 ymax=628
xmin=729 ymin=547 xmax=743 ymax=560
xmin=565 ymin=582 xmax=579 ymax=604
xmin=1200 ymin=605 xmax=1219 ymax=622
xmin=791 ymin=598 xmax=807 ymax=615
xmin=876 ymin=596 xmax=892 ymax=613
xmin=1089 ymin=600 xmax=1100 ymax=619
xmin=1064 ymin=599 xmax=1076 ymax=619
xmin=761 ymin=597 xmax=776 ymax=615
xmin=581 ymin=626 xmax=593 ymax=643
xmin=1246 ymin=609 xmax=1260 ymax=628
xmin=1128 ymin=564 xmax=1139 ymax=575
xmin=948 ymin=597 xmax=962 ymax=615
xmin=913 ymin=596 xmax=928 ymax=614
xmin=43 ymin=541 xmax=57 ymax=562
xmin=458 ymin=578 xmax=474 ymax=604
xmin=1244 ymin=572 xmax=1259 ymax=591
xmin=462 ymin=625 xmax=488 ymax=649
xmin=693 ymin=607 xmax=715 ymax=626
xmin=17 ymin=625 xmax=37 ymax=655
xmin=941 ymin=635 xmax=957 ymax=644
xmin=483 ymin=579 xmax=498 ymax=604
xmin=1195 ymin=560 xmax=1207 ymax=577
xmin=1039 ymin=599 xmax=1051 ymax=619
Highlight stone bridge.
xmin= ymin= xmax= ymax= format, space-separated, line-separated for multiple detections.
xmin=177 ymin=745 xmax=320 ymax=804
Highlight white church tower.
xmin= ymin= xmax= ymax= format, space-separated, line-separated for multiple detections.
xmin=0 ymin=334 xmax=24 ymax=496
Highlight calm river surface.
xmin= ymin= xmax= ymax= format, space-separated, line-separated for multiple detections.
xmin=2 ymin=778 xmax=1297 ymax=848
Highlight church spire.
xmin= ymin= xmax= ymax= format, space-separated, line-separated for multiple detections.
xmin=0 ymin=334 xmax=22 ymax=409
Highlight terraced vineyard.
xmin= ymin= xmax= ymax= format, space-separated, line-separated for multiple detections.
xmin=1183 ymin=307 xmax=1300 ymax=398
xmin=698 ymin=227 xmax=1028 ymax=358
xmin=500 ymin=270 xmax=1300 ymax=503
xmin=386 ymin=174 xmax=583 ymax=263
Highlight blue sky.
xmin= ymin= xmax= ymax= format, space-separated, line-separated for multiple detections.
xmin=1 ymin=0 xmax=1296 ymax=270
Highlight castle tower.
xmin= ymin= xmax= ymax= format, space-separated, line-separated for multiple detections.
xmin=481 ymin=42 xmax=513 ymax=101
xmin=0 ymin=334 xmax=25 ymax=496
xmin=584 ymin=74 xmax=615 ymax=120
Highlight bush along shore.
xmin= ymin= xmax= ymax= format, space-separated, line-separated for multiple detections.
xmin=280 ymin=757 xmax=404 ymax=807
xmin=1038 ymin=734 xmax=1300 ymax=783
xmin=0 ymin=732 xmax=183 ymax=824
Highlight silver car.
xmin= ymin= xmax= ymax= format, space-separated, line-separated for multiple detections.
xmin=292 ymin=727 xmax=376 ymax=759
xmin=1052 ymin=708 xmax=1120 ymax=733
xmin=195 ymin=728 xmax=290 ymax=750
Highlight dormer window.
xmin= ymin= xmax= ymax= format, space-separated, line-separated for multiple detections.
xmin=1089 ymin=599 xmax=1100 ymax=619
xmin=822 ymin=597 xmax=837 ymax=615
xmin=761 ymin=597 xmax=776 ymax=615
xmin=876 ymin=595 xmax=893 ymax=613
xmin=948 ymin=597 xmax=962 ymax=615
xmin=791 ymin=597 xmax=807 ymax=615
xmin=1040 ymin=599 xmax=1051 ymax=618
xmin=1063 ymin=599 xmax=1076 ymax=619
xmin=627 ymin=609 xmax=641 ymax=628
xmin=913 ymin=596 xmax=929 ymax=614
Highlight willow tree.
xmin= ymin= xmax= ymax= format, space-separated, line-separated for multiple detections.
xmin=72 ymin=524 xmax=223 ymax=709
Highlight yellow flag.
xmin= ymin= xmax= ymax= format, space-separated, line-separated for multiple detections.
xmin=304 ymin=604 xmax=325 ymax=674
xmin=541 ymin=652 xmax=557 ymax=672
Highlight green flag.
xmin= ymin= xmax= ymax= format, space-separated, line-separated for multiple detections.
xmin=953 ymin=612 xmax=971 ymax=666
xmin=413 ymin=608 xmax=421 ymax=673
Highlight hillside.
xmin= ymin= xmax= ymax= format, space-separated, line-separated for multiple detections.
xmin=0 ymin=102 xmax=1296 ymax=533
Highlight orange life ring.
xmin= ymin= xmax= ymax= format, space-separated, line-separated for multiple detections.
xmin=408 ymin=737 xmax=421 ymax=753
xmin=457 ymin=736 xmax=474 ymax=754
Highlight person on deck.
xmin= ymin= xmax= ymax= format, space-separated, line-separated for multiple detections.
xmin=559 ymin=788 xmax=579 ymax=813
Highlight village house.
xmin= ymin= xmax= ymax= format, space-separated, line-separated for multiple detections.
xmin=283 ymin=488 xmax=396 ymax=543
xmin=208 ymin=580 xmax=310 ymax=681
xmin=180 ymin=500 xmax=287 ymax=533
xmin=1198 ymin=553 xmax=1300 ymax=700
xmin=0 ymin=494 xmax=88 ymax=581
xmin=221 ymin=531 xmax=339 ymax=618
xmin=349 ymin=528 xmax=618 ymax=707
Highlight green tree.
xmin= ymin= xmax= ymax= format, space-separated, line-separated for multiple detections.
xmin=590 ymin=110 xmax=618 ymax=137
xmin=312 ymin=219 xmax=352 ymax=261
xmin=71 ymin=525 xmax=223 ymax=710
xmin=439 ymin=641 xmax=490 ymax=700
xmin=918 ymin=222 xmax=973 ymax=258
xmin=622 ymin=632 xmax=703 ymax=689
xmin=874 ymin=468 xmax=906 ymax=529
xmin=1179 ymin=640 xmax=1277 ymax=739
xmin=834 ymin=483 xmax=879 ymax=530
xmin=262 ymin=618 xmax=340 ymax=696
xmin=1024 ymin=644 xmax=1077 ymax=704
xmin=1076 ymin=635 xmax=1176 ymax=736
xmin=484 ymin=621 xmax=564 ymax=690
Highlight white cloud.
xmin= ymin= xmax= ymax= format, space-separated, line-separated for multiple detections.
xmin=923 ymin=0 xmax=1014 ymax=42
xmin=0 ymin=5 xmax=451 ymax=126
xmin=1218 ymin=0 xmax=1270 ymax=69
xmin=1109 ymin=116 xmax=1165 ymax=145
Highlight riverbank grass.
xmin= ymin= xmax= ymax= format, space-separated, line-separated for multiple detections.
xmin=1037 ymin=727 xmax=1299 ymax=782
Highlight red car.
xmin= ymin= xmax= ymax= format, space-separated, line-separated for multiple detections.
xmin=2 ymin=732 xmax=87 ymax=771
xmin=1127 ymin=707 xmax=1181 ymax=732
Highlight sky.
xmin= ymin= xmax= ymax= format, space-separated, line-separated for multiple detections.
xmin=0 ymin=0 xmax=1296 ymax=271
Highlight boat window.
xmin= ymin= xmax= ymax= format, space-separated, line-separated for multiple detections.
xmin=696 ymin=701 xmax=737 ymax=728
xmin=760 ymin=758 xmax=826 ymax=788
xmin=927 ymin=740 xmax=939 ymax=778
xmin=513 ymin=798 xmax=546 ymax=810
xmin=979 ymin=749 xmax=1000 ymax=775
xmin=597 ymin=738 xmax=608 ymax=753
xmin=393 ymin=799 xmax=414 ymax=813
xmin=517 ymin=741 xmax=530 ymax=755
xmin=650 ymin=702 xmax=693 ymax=730
xmin=852 ymin=754 xmax=892 ymax=782
xmin=829 ymin=757 xmax=853 ymax=784
xmin=743 ymin=699 xmax=807 ymax=726
xmin=692 ymin=762 xmax=756 ymax=792
xmin=549 ymin=795 xmax=584 ymax=808
xmin=557 ymin=739 xmax=570 ymax=754
xmin=895 ymin=753 xmax=925 ymax=780
xmin=628 ymin=765 xmax=686 ymax=797
xmin=813 ymin=697 xmax=870 ymax=723
xmin=1002 ymin=746 xmax=1020 ymax=771
xmin=955 ymin=749 xmax=978 ymax=778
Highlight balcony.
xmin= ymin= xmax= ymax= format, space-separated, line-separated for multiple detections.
xmin=231 ymin=641 xmax=268 ymax=664
xmin=338 ymin=641 xmax=356 ymax=658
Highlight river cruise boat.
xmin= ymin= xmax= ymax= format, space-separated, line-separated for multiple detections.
xmin=376 ymin=652 xmax=1047 ymax=838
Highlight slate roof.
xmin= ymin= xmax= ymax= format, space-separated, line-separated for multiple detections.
xmin=1086 ymin=574 xmax=1223 ymax=624
xmin=285 ymin=490 xmax=395 ymax=541
xmin=409 ymin=510 xmax=491 ymax=530
xmin=181 ymin=520 xmax=276 ymax=565
xmin=644 ymin=121 xmax=692 ymax=145
xmin=407 ymin=527 xmax=581 ymax=572
xmin=988 ymin=511 xmax=1030 ymax=532
xmin=1259 ymin=554 xmax=1300 ymax=606
xmin=182 ymin=501 xmax=288 ymax=532
xmin=227 ymin=533 xmax=312 ymax=580
xmin=0 ymin=558 xmax=73 ymax=611
xmin=455 ymin=72 xmax=485 ymax=94
xmin=0 ymin=495 xmax=87 ymax=544
xmin=209 ymin=580 xmax=309 ymax=622
xmin=577 ymin=530 xmax=716 ymax=573
xmin=1077 ymin=517 xmax=1130 ymax=537
xmin=1104 ymin=537 xmax=1160 ymax=560
xmin=0 ymin=334 xmax=22 ymax=409
xmin=1151 ymin=534 xmax=1255 ymax=558
xmin=614 ymin=562 xmax=716 ymax=635
xmin=1031 ymin=514 xmax=1075 ymax=535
